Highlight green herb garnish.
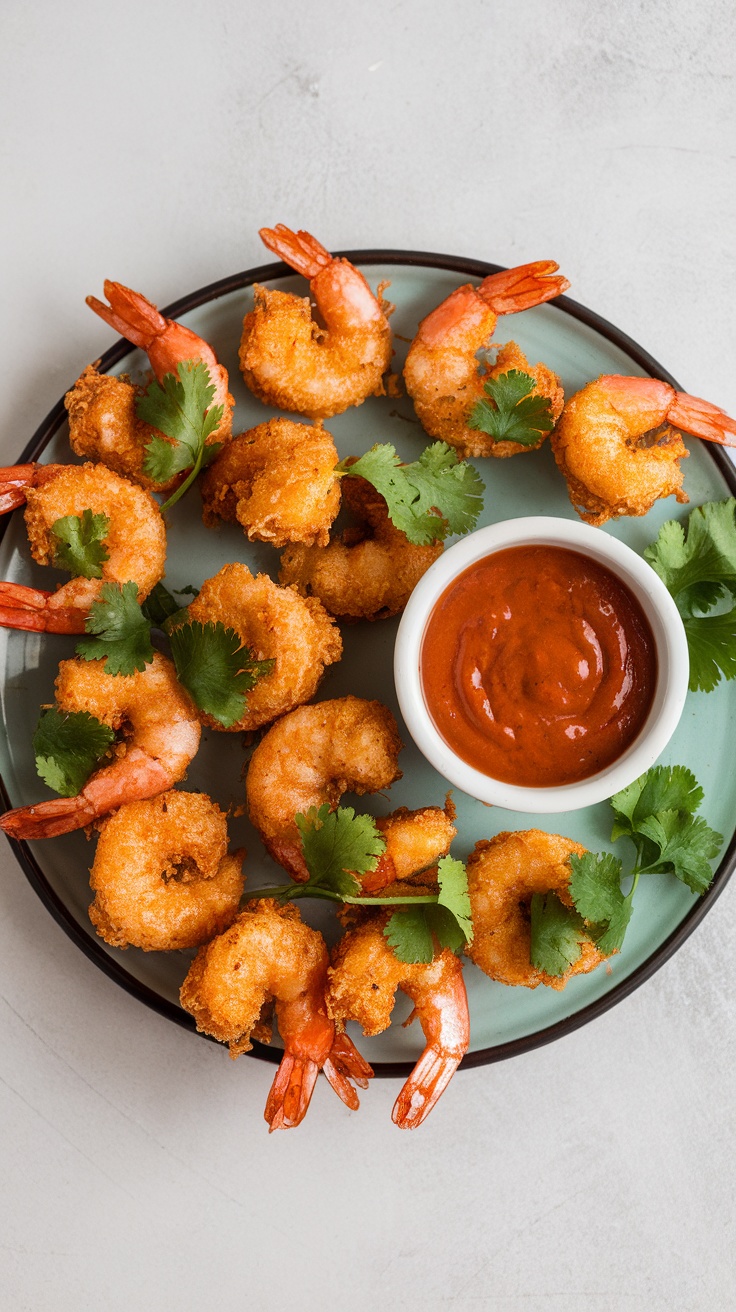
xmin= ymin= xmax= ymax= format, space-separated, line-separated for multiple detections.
xmin=50 ymin=510 xmax=110 ymax=579
xmin=75 ymin=581 xmax=154 ymax=676
xmin=168 ymin=620 xmax=274 ymax=728
xmin=468 ymin=369 xmax=555 ymax=447
xmin=33 ymin=708 xmax=115 ymax=797
xmin=137 ymin=360 xmax=223 ymax=511
xmin=338 ymin=441 xmax=484 ymax=544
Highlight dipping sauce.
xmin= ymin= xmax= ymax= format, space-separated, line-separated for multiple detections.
xmin=420 ymin=545 xmax=657 ymax=788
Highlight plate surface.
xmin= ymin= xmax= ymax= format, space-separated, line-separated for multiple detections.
xmin=1 ymin=252 xmax=735 ymax=1076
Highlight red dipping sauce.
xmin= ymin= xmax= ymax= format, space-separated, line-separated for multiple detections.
xmin=420 ymin=545 xmax=657 ymax=788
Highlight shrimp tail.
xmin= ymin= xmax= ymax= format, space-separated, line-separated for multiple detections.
xmin=478 ymin=260 xmax=570 ymax=315
xmin=668 ymin=392 xmax=736 ymax=449
xmin=0 ymin=794 xmax=96 ymax=840
xmin=0 ymin=464 xmax=59 ymax=514
xmin=322 ymin=1031 xmax=374 ymax=1110
xmin=264 ymin=1052 xmax=320 ymax=1131
xmin=0 ymin=583 xmax=87 ymax=634
xmin=391 ymin=1045 xmax=464 ymax=1130
xmin=259 ymin=225 xmax=332 ymax=279
xmin=86 ymin=281 xmax=166 ymax=350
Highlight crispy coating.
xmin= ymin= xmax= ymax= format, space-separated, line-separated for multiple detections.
xmin=88 ymin=791 xmax=244 ymax=951
xmin=363 ymin=799 xmax=457 ymax=893
xmin=246 ymin=696 xmax=402 ymax=880
xmin=279 ymin=475 xmax=443 ymax=622
xmin=465 ymin=829 xmax=606 ymax=990
xmin=406 ymin=338 xmax=564 ymax=459
xmin=23 ymin=461 xmax=166 ymax=606
xmin=181 ymin=563 xmax=342 ymax=732
xmin=64 ymin=365 xmax=178 ymax=493
xmin=200 ymin=418 xmax=340 ymax=547
xmin=551 ymin=377 xmax=689 ymax=525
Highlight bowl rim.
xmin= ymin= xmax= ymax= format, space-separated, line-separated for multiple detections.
xmin=394 ymin=516 xmax=690 ymax=813
xmin=1 ymin=247 xmax=736 ymax=1078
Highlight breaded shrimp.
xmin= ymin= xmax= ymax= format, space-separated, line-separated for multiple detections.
xmin=79 ymin=282 xmax=233 ymax=490
xmin=0 ymin=653 xmax=200 ymax=840
xmin=200 ymin=418 xmax=340 ymax=547
xmin=88 ymin=791 xmax=244 ymax=951
xmin=180 ymin=900 xmax=373 ymax=1130
xmin=279 ymin=475 xmax=443 ymax=622
xmin=245 ymin=697 xmax=402 ymax=880
xmin=239 ymin=226 xmax=393 ymax=419
xmin=0 ymin=462 xmax=166 ymax=633
xmin=465 ymin=829 xmax=606 ymax=989
xmin=362 ymin=798 xmax=457 ymax=894
xmin=551 ymin=375 xmax=736 ymax=525
xmin=327 ymin=915 xmax=469 ymax=1128
xmin=404 ymin=263 xmax=569 ymax=457
xmin=178 ymin=563 xmax=342 ymax=732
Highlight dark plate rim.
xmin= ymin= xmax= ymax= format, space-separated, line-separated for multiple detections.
xmin=2 ymin=248 xmax=735 ymax=1078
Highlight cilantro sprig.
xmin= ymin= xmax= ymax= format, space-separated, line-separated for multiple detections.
xmin=76 ymin=581 xmax=154 ymax=676
xmin=249 ymin=804 xmax=473 ymax=964
xmin=337 ymin=441 xmax=484 ymax=545
xmin=644 ymin=499 xmax=736 ymax=692
xmin=468 ymin=369 xmax=555 ymax=447
xmin=168 ymin=620 xmax=275 ymax=728
xmin=33 ymin=707 xmax=115 ymax=797
xmin=530 ymin=765 xmax=722 ymax=976
xmin=50 ymin=510 xmax=110 ymax=579
xmin=137 ymin=360 xmax=223 ymax=512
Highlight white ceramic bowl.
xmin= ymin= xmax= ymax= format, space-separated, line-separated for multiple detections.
xmin=394 ymin=516 xmax=690 ymax=813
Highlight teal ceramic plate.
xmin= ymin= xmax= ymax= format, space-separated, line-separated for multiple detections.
xmin=1 ymin=252 xmax=735 ymax=1075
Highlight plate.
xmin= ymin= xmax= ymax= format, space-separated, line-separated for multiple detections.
xmin=1 ymin=251 xmax=735 ymax=1077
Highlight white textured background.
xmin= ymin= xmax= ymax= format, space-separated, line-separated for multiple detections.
xmin=1 ymin=3 xmax=735 ymax=1309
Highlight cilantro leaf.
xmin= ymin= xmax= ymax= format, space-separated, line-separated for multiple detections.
xmin=296 ymin=804 xmax=386 ymax=897
xmin=384 ymin=907 xmax=435 ymax=964
xmin=594 ymin=898 xmax=635 ymax=957
xmin=610 ymin=765 xmax=703 ymax=841
xmin=643 ymin=500 xmax=736 ymax=692
xmin=75 ymin=581 xmax=154 ymax=676
xmin=529 ymin=892 xmax=587 ymax=977
xmin=339 ymin=441 xmax=485 ymax=545
xmin=634 ymin=810 xmax=722 ymax=893
xmin=168 ymin=620 xmax=274 ymax=728
xmin=50 ymin=510 xmax=110 ymax=579
xmin=567 ymin=852 xmax=632 ymax=956
xmin=468 ymin=370 xmax=555 ymax=447
xmin=141 ymin=581 xmax=198 ymax=631
xmin=436 ymin=855 xmax=473 ymax=945
xmin=137 ymin=360 xmax=224 ymax=511
xmin=33 ymin=707 xmax=115 ymax=797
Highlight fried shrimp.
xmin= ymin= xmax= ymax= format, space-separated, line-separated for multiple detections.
xmin=179 ymin=563 xmax=342 ymax=731
xmin=82 ymin=281 xmax=233 ymax=487
xmin=0 ymin=653 xmax=200 ymax=840
xmin=465 ymin=829 xmax=606 ymax=989
xmin=239 ymin=225 xmax=393 ymax=419
xmin=200 ymin=418 xmax=340 ymax=547
xmin=404 ymin=262 xmax=569 ymax=458
xmin=180 ymin=900 xmax=373 ymax=1130
xmin=279 ymin=475 xmax=443 ymax=622
xmin=327 ymin=916 xmax=469 ymax=1129
xmin=88 ymin=791 xmax=244 ymax=951
xmin=245 ymin=697 xmax=402 ymax=880
xmin=0 ymin=462 xmax=166 ymax=633
xmin=551 ymin=375 xmax=736 ymax=525
xmin=362 ymin=798 xmax=457 ymax=894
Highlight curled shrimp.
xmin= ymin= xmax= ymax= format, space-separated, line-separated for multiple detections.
xmin=178 ymin=563 xmax=342 ymax=731
xmin=88 ymin=791 xmax=244 ymax=951
xmin=239 ymin=225 xmax=393 ymax=419
xmin=327 ymin=915 xmax=469 ymax=1129
xmin=245 ymin=696 xmax=402 ymax=880
xmin=0 ymin=462 xmax=166 ymax=633
xmin=0 ymin=652 xmax=200 ymax=840
xmin=201 ymin=418 xmax=341 ymax=547
xmin=551 ymin=375 xmax=736 ymax=526
xmin=465 ymin=830 xmax=607 ymax=989
xmin=180 ymin=900 xmax=373 ymax=1130
xmin=362 ymin=798 xmax=457 ymax=895
xmin=74 ymin=281 xmax=233 ymax=490
xmin=403 ymin=262 xmax=569 ymax=458
xmin=279 ymin=474 xmax=443 ymax=622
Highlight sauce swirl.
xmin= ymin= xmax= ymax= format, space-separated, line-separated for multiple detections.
xmin=420 ymin=545 xmax=657 ymax=788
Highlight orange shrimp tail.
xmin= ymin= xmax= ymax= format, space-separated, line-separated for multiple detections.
xmin=391 ymin=1046 xmax=464 ymax=1130
xmin=86 ymin=281 xmax=166 ymax=350
xmin=264 ymin=1052 xmax=320 ymax=1131
xmin=258 ymin=225 xmax=333 ymax=279
xmin=668 ymin=392 xmax=736 ymax=448
xmin=478 ymin=260 xmax=570 ymax=315
xmin=0 ymin=794 xmax=96 ymax=841
xmin=322 ymin=1031 xmax=374 ymax=1110
xmin=360 ymin=851 xmax=398 ymax=894
xmin=0 ymin=464 xmax=59 ymax=514
xmin=0 ymin=583 xmax=87 ymax=634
